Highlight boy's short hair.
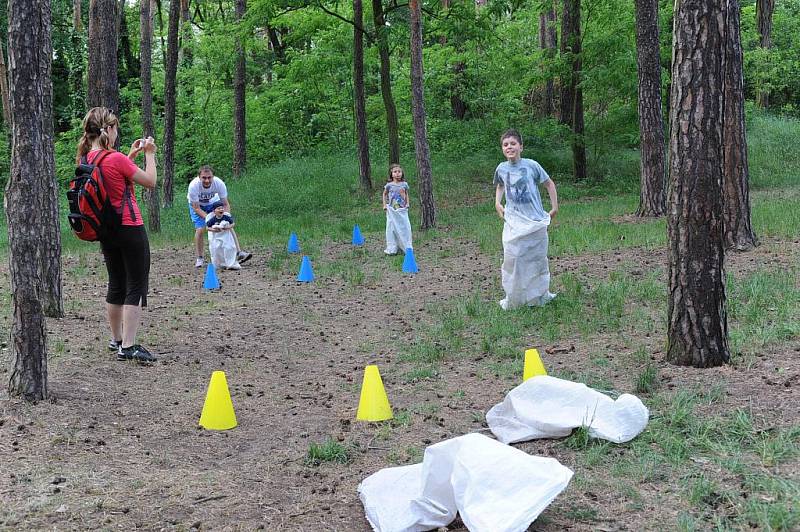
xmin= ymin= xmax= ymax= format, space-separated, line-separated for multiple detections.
xmin=500 ymin=129 xmax=523 ymax=145
xmin=211 ymin=200 xmax=224 ymax=211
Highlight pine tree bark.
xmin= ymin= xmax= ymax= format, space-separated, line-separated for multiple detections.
xmin=353 ymin=0 xmax=372 ymax=192
xmin=0 ymin=41 xmax=10 ymax=126
xmin=162 ymin=0 xmax=180 ymax=206
xmin=232 ymin=0 xmax=247 ymax=178
xmin=560 ymin=0 xmax=586 ymax=179
xmin=634 ymin=0 xmax=666 ymax=217
xmin=371 ymin=0 xmax=400 ymax=164
xmin=722 ymin=0 xmax=756 ymax=251
xmin=141 ymin=0 xmax=160 ymax=232
xmin=87 ymin=0 xmax=120 ymax=114
xmin=181 ymin=0 xmax=194 ymax=67
xmin=74 ymin=0 xmax=83 ymax=31
xmin=118 ymin=0 xmax=139 ymax=85
xmin=666 ymin=0 xmax=729 ymax=368
xmin=409 ymin=0 xmax=436 ymax=229
xmin=6 ymin=0 xmax=55 ymax=400
xmin=755 ymin=0 xmax=774 ymax=108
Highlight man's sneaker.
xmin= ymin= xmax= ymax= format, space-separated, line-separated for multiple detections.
xmin=108 ymin=339 xmax=122 ymax=351
xmin=195 ymin=257 xmax=204 ymax=268
xmin=237 ymin=251 xmax=253 ymax=264
xmin=117 ymin=345 xmax=157 ymax=363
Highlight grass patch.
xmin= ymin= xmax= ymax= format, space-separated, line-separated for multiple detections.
xmin=305 ymin=438 xmax=351 ymax=466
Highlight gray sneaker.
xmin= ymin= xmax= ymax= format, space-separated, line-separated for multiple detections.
xmin=117 ymin=345 xmax=157 ymax=363
xmin=237 ymin=251 xmax=253 ymax=264
xmin=108 ymin=339 xmax=122 ymax=351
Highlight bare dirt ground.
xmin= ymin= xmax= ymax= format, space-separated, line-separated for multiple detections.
xmin=1 ymin=235 xmax=798 ymax=531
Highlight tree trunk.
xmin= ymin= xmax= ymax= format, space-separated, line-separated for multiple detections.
xmin=141 ymin=0 xmax=160 ymax=232
xmin=634 ymin=0 xmax=666 ymax=217
xmin=722 ymin=0 xmax=757 ymax=251
xmin=87 ymin=0 xmax=120 ymax=114
xmin=371 ymin=0 xmax=400 ymax=164
xmin=666 ymin=0 xmax=729 ymax=368
xmin=755 ymin=0 xmax=774 ymax=108
xmin=232 ymin=0 xmax=247 ymax=178
xmin=0 ymin=41 xmax=10 ymax=126
xmin=6 ymin=0 xmax=55 ymax=400
xmin=353 ymin=0 xmax=372 ymax=192
xmin=561 ymin=0 xmax=586 ymax=180
xmin=181 ymin=0 xmax=194 ymax=67
xmin=74 ymin=0 xmax=83 ymax=31
xmin=409 ymin=0 xmax=436 ymax=229
xmin=538 ymin=5 xmax=557 ymax=117
xmin=162 ymin=0 xmax=180 ymax=207
xmin=118 ymin=0 xmax=139 ymax=86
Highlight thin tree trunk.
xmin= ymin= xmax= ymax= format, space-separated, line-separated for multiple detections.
xmin=232 ymin=0 xmax=247 ymax=177
xmin=538 ymin=6 xmax=557 ymax=117
xmin=371 ymin=0 xmax=400 ymax=164
xmin=181 ymin=0 xmax=193 ymax=67
xmin=118 ymin=0 xmax=139 ymax=85
xmin=561 ymin=0 xmax=586 ymax=179
xmin=353 ymin=0 xmax=372 ymax=191
xmin=666 ymin=0 xmax=729 ymax=368
xmin=141 ymin=0 xmax=160 ymax=232
xmin=755 ymin=0 xmax=774 ymax=108
xmin=74 ymin=0 xmax=83 ymax=31
xmin=409 ymin=0 xmax=436 ymax=229
xmin=6 ymin=0 xmax=54 ymax=400
xmin=156 ymin=0 xmax=168 ymax=69
xmin=0 ymin=41 xmax=10 ymax=126
xmin=634 ymin=0 xmax=666 ymax=217
xmin=722 ymin=0 xmax=757 ymax=250
xmin=88 ymin=0 xmax=120 ymax=114
xmin=162 ymin=0 xmax=180 ymax=207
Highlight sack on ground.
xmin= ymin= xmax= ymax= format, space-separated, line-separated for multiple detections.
xmin=486 ymin=375 xmax=649 ymax=444
xmin=358 ymin=433 xmax=573 ymax=532
xmin=207 ymin=221 xmax=240 ymax=270
xmin=385 ymin=206 xmax=412 ymax=254
xmin=500 ymin=209 xmax=553 ymax=309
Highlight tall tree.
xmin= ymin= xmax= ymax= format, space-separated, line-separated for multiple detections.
xmin=755 ymin=0 xmax=775 ymax=108
xmin=181 ymin=0 xmax=194 ymax=67
xmin=722 ymin=0 xmax=756 ymax=250
xmin=634 ymin=0 xmax=666 ymax=217
xmin=87 ymin=0 xmax=120 ymax=114
xmin=560 ymin=0 xmax=586 ymax=180
xmin=538 ymin=3 xmax=557 ymax=117
xmin=118 ymin=0 xmax=139 ymax=86
xmin=409 ymin=0 xmax=436 ymax=229
xmin=371 ymin=0 xmax=400 ymax=164
xmin=353 ymin=0 xmax=372 ymax=191
xmin=141 ymin=0 xmax=160 ymax=232
xmin=666 ymin=0 xmax=729 ymax=368
xmin=74 ymin=0 xmax=83 ymax=31
xmin=162 ymin=0 xmax=180 ymax=206
xmin=0 ymin=40 xmax=10 ymax=126
xmin=6 ymin=0 xmax=55 ymax=400
xmin=232 ymin=0 xmax=247 ymax=177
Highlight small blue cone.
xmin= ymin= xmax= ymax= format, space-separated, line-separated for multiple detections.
xmin=203 ymin=263 xmax=220 ymax=290
xmin=352 ymin=224 xmax=365 ymax=246
xmin=297 ymin=255 xmax=315 ymax=282
xmin=287 ymin=232 xmax=300 ymax=253
xmin=402 ymin=248 xmax=418 ymax=274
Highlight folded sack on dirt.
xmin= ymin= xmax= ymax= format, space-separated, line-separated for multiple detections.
xmin=486 ymin=375 xmax=649 ymax=444
xmin=357 ymin=433 xmax=573 ymax=532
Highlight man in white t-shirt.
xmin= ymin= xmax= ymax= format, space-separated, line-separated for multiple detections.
xmin=187 ymin=165 xmax=252 ymax=268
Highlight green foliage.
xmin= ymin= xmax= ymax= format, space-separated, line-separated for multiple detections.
xmin=305 ymin=438 xmax=351 ymax=466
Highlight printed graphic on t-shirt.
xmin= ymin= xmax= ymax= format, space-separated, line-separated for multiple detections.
xmin=385 ymin=182 xmax=408 ymax=209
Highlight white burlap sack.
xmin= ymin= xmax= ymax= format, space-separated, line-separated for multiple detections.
xmin=385 ymin=206 xmax=413 ymax=255
xmin=500 ymin=209 xmax=554 ymax=310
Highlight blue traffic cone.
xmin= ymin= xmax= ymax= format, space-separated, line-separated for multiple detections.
xmin=352 ymin=224 xmax=365 ymax=246
xmin=203 ymin=263 xmax=220 ymax=290
xmin=402 ymin=248 xmax=418 ymax=274
xmin=287 ymin=232 xmax=300 ymax=253
xmin=297 ymin=255 xmax=315 ymax=282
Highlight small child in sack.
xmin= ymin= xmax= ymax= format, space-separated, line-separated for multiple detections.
xmin=382 ymin=164 xmax=413 ymax=255
xmin=205 ymin=201 xmax=241 ymax=270
xmin=493 ymin=129 xmax=559 ymax=310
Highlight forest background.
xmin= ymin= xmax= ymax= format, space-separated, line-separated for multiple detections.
xmin=0 ymin=0 xmax=797 ymax=201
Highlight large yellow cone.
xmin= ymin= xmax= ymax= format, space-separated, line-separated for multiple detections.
xmin=199 ymin=371 xmax=238 ymax=430
xmin=523 ymin=348 xmax=547 ymax=381
xmin=356 ymin=365 xmax=393 ymax=422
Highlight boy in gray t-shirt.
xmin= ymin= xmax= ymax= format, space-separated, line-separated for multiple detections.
xmin=493 ymin=129 xmax=559 ymax=309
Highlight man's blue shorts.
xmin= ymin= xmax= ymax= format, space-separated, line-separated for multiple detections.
xmin=189 ymin=203 xmax=214 ymax=229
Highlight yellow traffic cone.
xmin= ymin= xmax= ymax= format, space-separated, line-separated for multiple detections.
xmin=356 ymin=365 xmax=393 ymax=422
xmin=199 ymin=371 xmax=238 ymax=430
xmin=523 ymin=348 xmax=547 ymax=381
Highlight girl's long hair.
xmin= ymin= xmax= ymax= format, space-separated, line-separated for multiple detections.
xmin=387 ymin=164 xmax=405 ymax=182
xmin=76 ymin=107 xmax=119 ymax=163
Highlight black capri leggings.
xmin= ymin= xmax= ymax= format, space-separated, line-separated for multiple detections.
xmin=101 ymin=225 xmax=150 ymax=307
